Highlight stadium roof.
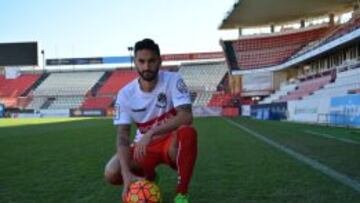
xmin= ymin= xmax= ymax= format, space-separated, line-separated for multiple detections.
xmin=220 ymin=0 xmax=357 ymax=29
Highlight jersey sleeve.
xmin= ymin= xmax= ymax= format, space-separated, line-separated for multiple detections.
xmin=113 ymin=91 xmax=132 ymax=125
xmin=171 ymin=73 xmax=192 ymax=107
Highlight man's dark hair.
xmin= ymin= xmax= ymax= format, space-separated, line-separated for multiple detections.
xmin=134 ymin=38 xmax=160 ymax=56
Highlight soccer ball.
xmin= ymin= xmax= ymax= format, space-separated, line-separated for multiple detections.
xmin=124 ymin=180 xmax=161 ymax=203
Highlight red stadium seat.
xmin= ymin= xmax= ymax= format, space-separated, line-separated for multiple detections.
xmin=97 ymin=69 xmax=138 ymax=96
xmin=0 ymin=74 xmax=41 ymax=108
xmin=225 ymin=25 xmax=332 ymax=69
xmin=80 ymin=69 xmax=137 ymax=110
xmin=278 ymin=75 xmax=332 ymax=101
xmin=0 ymin=74 xmax=41 ymax=97
xmin=80 ymin=97 xmax=114 ymax=110
xmin=207 ymin=92 xmax=233 ymax=107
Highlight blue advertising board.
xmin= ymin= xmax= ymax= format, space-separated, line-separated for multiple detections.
xmin=330 ymin=94 xmax=360 ymax=126
xmin=103 ymin=56 xmax=130 ymax=64
xmin=251 ymin=102 xmax=287 ymax=120
xmin=46 ymin=56 xmax=130 ymax=66
xmin=46 ymin=57 xmax=103 ymax=66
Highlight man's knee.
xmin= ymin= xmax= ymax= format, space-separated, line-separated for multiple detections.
xmin=104 ymin=156 xmax=122 ymax=185
xmin=104 ymin=167 xmax=122 ymax=185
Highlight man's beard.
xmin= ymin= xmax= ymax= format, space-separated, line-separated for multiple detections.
xmin=138 ymin=69 xmax=159 ymax=82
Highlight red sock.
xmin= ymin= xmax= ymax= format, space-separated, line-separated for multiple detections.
xmin=176 ymin=126 xmax=197 ymax=194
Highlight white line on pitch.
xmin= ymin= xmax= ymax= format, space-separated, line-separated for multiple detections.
xmin=225 ymin=118 xmax=360 ymax=193
xmin=304 ymin=130 xmax=359 ymax=145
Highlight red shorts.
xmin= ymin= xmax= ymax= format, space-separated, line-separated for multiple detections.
xmin=129 ymin=131 xmax=177 ymax=175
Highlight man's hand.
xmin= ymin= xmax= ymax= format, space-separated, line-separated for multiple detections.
xmin=121 ymin=171 xmax=134 ymax=201
xmin=134 ymin=130 xmax=153 ymax=161
xmin=121 ymin=171 xmax=144 ymax=201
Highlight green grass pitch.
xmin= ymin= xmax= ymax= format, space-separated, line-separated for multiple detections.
xmin=0 ymin=117 xmax=359 ymax=202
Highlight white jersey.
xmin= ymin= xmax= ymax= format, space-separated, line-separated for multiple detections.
xmin=113 ymin=71 xmax=191 ymax=142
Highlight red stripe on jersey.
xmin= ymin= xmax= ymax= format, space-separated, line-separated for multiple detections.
xmin=135 ymin=108 xmax=177 ymax=133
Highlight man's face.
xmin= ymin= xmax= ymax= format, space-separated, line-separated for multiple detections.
xmin=135 ymin=49 xmax=161 ymax=82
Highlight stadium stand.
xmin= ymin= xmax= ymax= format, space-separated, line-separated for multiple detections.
xmin=80 ymin=96 xmax=114 ymax=109
xmin=260 ymin=83 xmax=297 ymax=104
xmin=27 ymin=72 xmax=104 ymax=109
xmin=45 ymin=96 xmax=85 ymax=109
xmin=26 ymin=97 xmax=48 ymax=110
xmin=223 ymin=25 xmax=331 ymax=69
xmin=208 ymin=92 xmax=233 ymax=107
xmin=32 ymin=72 xmax=104 ymax=96
xmin=222 ymin=41 xmax=238 ymax=69
xmin=97 ymin=69 xmax=138 ymax=96
xmin=88 ymin=71 xmax=112 ymax=96
xmin=277 ymin=74 xmax=333 ymax=101
xmin=78 ymin=69 xmax=137 ymax=110
xmin=192 ymin=92 xmax=212 ymax=106
xmin=0 ymin=73 xmax=42 ymax=108
xmin=178 ymin=61 xmax=228 ymax=106
xmin=292 ymin=16 xmax=360 ymax=58
xmin=323 ymin=15 xmax=360 ymax=45
xmin=306 ymin=65 xmax=360 ymax=100
xmin=0 ymin=74 xmax=41 ymax=97
xmin=178 ymin=61 xmax=227 ymax=92
xmin=290 ymin=25 xmax=342 ymax=58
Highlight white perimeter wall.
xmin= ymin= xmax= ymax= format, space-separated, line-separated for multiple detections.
xmin=287 ymin=98 xmax=330 ymax=123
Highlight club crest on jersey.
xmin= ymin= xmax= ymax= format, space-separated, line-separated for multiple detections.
xmin=176 ymin=78 xmax=188 ymax=94
xmin=156 ymin=92 xmax=167 ymax=108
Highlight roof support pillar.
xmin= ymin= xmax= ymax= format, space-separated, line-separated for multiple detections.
xmin=238 ymin=27 xmax=242 ymax=36
xmin=300 ymin=19 xmax=305 ymax=28
xmin=329 ymin=13 xmax=335 ymax=25
xmin=270 ymin=24 xmax=275 ymax=33
xmin=354 ymin=3 xmax=359 ymax=11
xmin=353 ymin=3 xmax=360 ymax=18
